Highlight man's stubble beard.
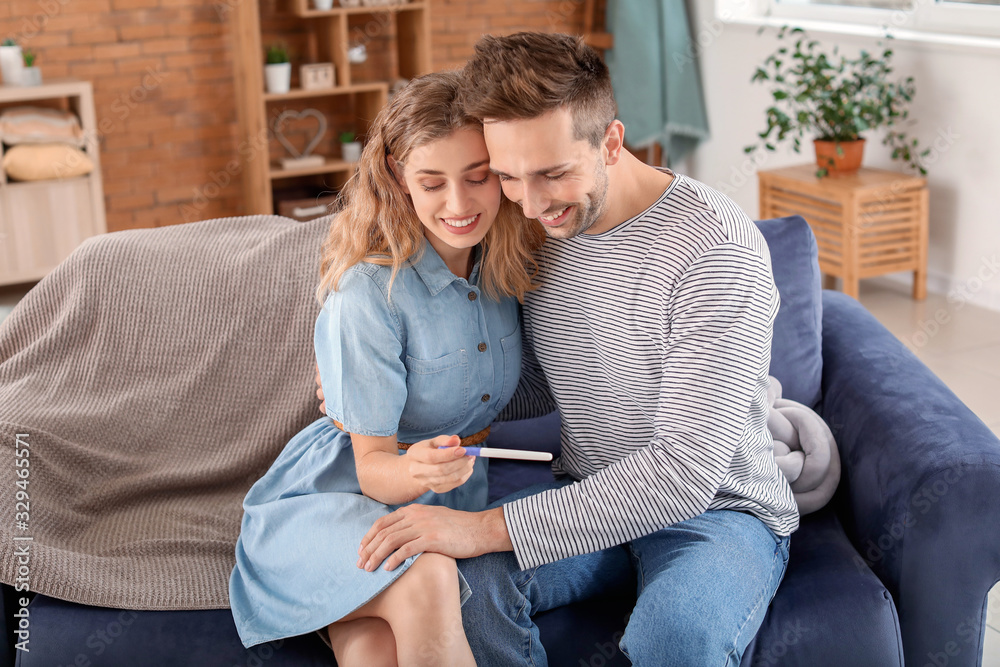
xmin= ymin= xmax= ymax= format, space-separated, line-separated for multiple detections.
xmin=545 ymin=161 xmax=610 ymax=240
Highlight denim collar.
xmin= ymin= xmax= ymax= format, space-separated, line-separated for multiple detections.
xmin=410 ymin=239 xmax=482 ymax=296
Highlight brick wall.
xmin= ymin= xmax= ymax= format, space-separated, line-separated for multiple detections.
xmin=0 ymin=0 xmax=586 ymax=232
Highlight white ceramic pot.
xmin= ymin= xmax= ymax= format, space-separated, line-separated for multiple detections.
xmin=264 ymin=62 xmax=291 ymax=94
xmin=20 ymin=66 xmax=41 ymax=86
xmin=313 ymin=0 xmax=334 ymax=9
xmin=347 ymin=44 xmax=367 ymax=64
xmin=0 ymin=45 xmax=24 ymax=86
xmin=341 ymin=141 xmax=362 ymax=163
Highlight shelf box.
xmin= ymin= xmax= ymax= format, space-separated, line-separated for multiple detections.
xmin=0 ymin=177 xmax=99 ymax=283
xmin=291 ymin=1 xmax=426 ymax=18
xmin=263 ymin=81 xmax=388 ymax=102
xmin=269 ymin=158 xmax=356 ymax=179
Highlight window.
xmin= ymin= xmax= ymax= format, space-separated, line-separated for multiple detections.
xmin=720 ymin=0 xmax=1000 ymax=43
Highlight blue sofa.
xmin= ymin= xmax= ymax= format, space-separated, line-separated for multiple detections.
xmin=3 ymin=215 xmax=999 ymax=667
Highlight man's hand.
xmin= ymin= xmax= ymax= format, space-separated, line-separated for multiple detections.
xmin=357 ymin=505 xmax=513 ymax=572
xmin=315 ymin=363 xmax=325 ymax=415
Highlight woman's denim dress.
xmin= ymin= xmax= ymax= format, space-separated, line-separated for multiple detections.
xmin=229 ymin=243 xmax=522 ymax=647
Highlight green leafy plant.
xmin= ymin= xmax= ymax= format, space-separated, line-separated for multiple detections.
xmin=339 ymin=131 xmax=357 ymax=143
xmin=22 ymin=49 xmax=36 ymax=67
xmin=1 ymin=38 xmax=16 ymax=47
xmin=265 ymin=44 xmax=289 ymax=65
xmin=745 ymin=26 xmax=929 ymax=176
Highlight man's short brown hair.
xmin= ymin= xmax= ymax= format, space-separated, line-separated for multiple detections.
xmin=459 ymin=32 xmax=617 ymax=148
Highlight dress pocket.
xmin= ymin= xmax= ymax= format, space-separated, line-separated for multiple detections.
xmin=398 ymin=349 xmax=470 ymax=432
xmin=497 ymin=323 xmax=522 ymax=409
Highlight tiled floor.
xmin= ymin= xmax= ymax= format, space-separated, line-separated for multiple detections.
xmin=2 ymin=278 xmax=999 ymax=663
xmin=859 ymin=281 xmax=1000 ymax=667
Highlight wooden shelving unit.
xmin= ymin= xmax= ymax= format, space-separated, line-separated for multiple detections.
xmin=0 ymin=79 xmax=107 ymax=286
xmin=230 ymin=0 xmax=431 ymax=216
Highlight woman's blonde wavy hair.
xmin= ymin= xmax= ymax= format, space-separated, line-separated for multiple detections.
xmin=316 ymin=71 xmax=545 ymax=306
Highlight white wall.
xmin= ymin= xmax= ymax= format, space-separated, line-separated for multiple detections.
xmin=679 ymin=3 xmax=1000 ymax=311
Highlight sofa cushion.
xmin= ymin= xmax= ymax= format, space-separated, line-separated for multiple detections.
xmin=13 ymin=594 xmax=335 ymax=667
xmin=754 ymin=215 xmax=824 ymax=409
xmin=741 ymin=507 xmax=903 ymax=667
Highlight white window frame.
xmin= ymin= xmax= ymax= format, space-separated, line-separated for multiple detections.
xmin=718 ymin=0 xmax=1000 ymax=49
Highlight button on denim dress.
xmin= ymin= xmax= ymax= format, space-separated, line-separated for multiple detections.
xmin=229 ymin=242 xmax=522 ymax=648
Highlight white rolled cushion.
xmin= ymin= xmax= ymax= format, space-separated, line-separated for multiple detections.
xmin=773 ymin=441 xmax=805 ymax=483
xmin=2 ymin=143 xmax=94 ymax=181
xmin=767 ymin=375 xmax=841 ymax=515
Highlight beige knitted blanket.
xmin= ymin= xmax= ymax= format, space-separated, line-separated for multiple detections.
xmin=0 ymin=215 xmax=328 ymax=610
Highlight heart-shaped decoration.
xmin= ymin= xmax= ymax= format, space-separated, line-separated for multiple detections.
xmin=274 ymin=108 xmax=328 ymax=159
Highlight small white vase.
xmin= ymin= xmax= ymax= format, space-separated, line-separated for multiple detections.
xmin=0 ymin=45 xmax=24 ymax=86
xmin=341 ymin=141 xmax=362 ymax=163
xmin=20 ymin=66 xmax=42 ymax=86
xmin=313 ymin=0 xmax=334 ymax=8
xmin=264 ymin=62 xmax=291 ymax=94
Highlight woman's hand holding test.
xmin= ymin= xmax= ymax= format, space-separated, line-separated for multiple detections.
xmin=405 ymin=435 xmax=474 ymax=494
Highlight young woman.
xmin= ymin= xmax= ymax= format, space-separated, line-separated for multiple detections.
xmin=229 ymin=72 xmax=544 ymax=666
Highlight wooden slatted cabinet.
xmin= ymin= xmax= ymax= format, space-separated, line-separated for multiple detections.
xmin=758 ymin=164 xmax=929 ymax=300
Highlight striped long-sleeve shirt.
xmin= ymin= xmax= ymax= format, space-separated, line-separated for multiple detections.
xmin=500 ymin=170 xmax=800 ymax=571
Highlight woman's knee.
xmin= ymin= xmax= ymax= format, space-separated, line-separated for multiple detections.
xmin=396 ymin=552 xmax=460 ymax=602
xmin=327 ymin=617 xmax=397 ymax=667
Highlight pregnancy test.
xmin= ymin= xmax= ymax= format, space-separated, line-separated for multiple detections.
xmin=439 ymin=446 xmax=553 ymax=461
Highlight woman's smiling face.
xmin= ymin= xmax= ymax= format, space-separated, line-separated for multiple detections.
xmin=395 ymin=128 xmax=501 ymax=259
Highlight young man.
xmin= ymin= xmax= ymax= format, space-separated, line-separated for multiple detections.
xmin=354 ymin=32 xmax=799 ymax=665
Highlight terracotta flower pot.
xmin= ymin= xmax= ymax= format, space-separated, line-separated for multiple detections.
xmin=813 ymin=138 xmax=865 ymax=173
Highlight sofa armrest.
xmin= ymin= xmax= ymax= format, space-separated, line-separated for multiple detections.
xmin=819 ymin=290 xmax=1000 ymax=667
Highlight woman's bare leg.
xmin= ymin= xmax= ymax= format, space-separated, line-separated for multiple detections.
xmin=327 ymin=617 xmax=397 ymax=667
xmin=326 ymin=552 xmax=475 ymax=667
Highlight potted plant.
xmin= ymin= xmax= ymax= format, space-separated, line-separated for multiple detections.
xmin=0 ymin=38 xmax=23 ymax=86
xmin=339 ymin=131 xmax=362 ymax=163
xmin=264 ymin=44 xmax=291 ymax=94
xmin=21 ymin=49 xmax=41 ymax=86
xmin=745 ymin=26 xmax=929 ymax=177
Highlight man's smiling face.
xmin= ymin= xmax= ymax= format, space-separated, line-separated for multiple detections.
xmin=483 ymin=107 xmax=609 ymax=239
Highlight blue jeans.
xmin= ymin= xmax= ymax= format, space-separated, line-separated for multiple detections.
xmin=458 ymin=479 xmax=791 ymax=666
